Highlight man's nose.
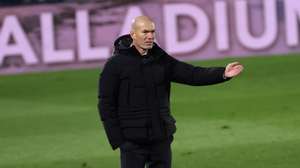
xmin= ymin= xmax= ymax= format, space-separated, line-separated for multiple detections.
xmin=147 ymin=32 xmax=155 ymax=40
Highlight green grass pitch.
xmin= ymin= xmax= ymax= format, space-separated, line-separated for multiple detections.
xmin=0 ymin=54 xmax=300 ymax=168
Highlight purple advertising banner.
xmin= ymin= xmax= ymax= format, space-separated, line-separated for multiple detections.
xmin=0 ymin=0 xmax=300 ymax=75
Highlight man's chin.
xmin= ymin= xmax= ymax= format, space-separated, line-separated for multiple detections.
xmin=143 ymin=45 xmax=153 ymax=49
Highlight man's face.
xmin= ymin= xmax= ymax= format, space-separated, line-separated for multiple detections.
xmin=131 ymin=22 xmax=155 ymax=50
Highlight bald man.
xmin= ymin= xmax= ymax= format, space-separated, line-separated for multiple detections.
xmin=98 ymin=16 xmax=243 ymax=168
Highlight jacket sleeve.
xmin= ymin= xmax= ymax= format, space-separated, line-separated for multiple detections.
xmin=98 ymin=58 xmax=123 ymax=150
xmin=167 ymin=55 xmax=230 ymax=86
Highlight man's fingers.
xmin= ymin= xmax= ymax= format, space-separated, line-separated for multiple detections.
xmin=225 ymin=62 xmax=244 ymax=77
xmin=228 ymin=62 xmax=241 ymax=67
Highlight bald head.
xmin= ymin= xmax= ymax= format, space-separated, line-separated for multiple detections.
xmin=130 ymin=16 xmax=156 ymax=55
xmin=131 ymin=16 xmax=154 ymax=32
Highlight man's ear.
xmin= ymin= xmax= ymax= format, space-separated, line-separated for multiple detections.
xmin=130 ymin=31 xmax=135 ymax=40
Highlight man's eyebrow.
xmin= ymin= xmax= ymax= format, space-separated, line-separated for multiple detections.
xmin=142 ymin=29 xmax=155 ymax=32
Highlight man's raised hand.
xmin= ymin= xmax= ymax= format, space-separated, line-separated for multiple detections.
xmin=224 ymin=62 xmax=244 ymax=78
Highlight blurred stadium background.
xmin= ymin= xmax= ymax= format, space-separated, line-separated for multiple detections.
xmin=1 ymin=0 xmax=300 ymax=168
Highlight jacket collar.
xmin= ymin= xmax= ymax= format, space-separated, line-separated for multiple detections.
xmin=113 ymin=34 xmax=166 ymax=62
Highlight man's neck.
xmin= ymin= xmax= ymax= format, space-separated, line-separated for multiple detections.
xmin=132 ymin=43 xmax=148 ymax=56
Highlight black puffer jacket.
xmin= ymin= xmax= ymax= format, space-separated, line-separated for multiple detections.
xmin=98 ymin=35 xmax=230 ymax=150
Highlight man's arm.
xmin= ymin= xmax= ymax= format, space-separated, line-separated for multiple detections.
xmin=168 ymin=55 xmax=242 ymax=85
xmin=98 ymin=58 xmax=123 ymax=150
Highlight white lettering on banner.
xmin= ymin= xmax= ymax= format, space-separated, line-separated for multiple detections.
xmin=235 ymin=0 xmax=277 ymax=50
xmin=164 ymin=3 xmax=210 ymax=54
xmin=41 ymin=12 xmax=74 ymax=63
xmin=119 ymin=6 xmax=144 ymax=36
xmin=76 ymin=10 xmax=109 ymax=61
xmin=214 ymin=1 xmax=229 ymax=51
xmin=285 ymin=0 xmax=300 ymax=47
xmin=0 ymin=15 xmax=38 ymax=65
xmin=1 ymin=0 xmax=300 ymax=70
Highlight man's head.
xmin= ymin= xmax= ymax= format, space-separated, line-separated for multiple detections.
xmin=130 ymin=16 xmax=155 ymax=54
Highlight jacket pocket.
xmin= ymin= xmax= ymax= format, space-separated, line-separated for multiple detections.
xmin=120 ymin=118 xmax=149 ymax=141
xmin=161 ymin=115 xmax=177 ymax=136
